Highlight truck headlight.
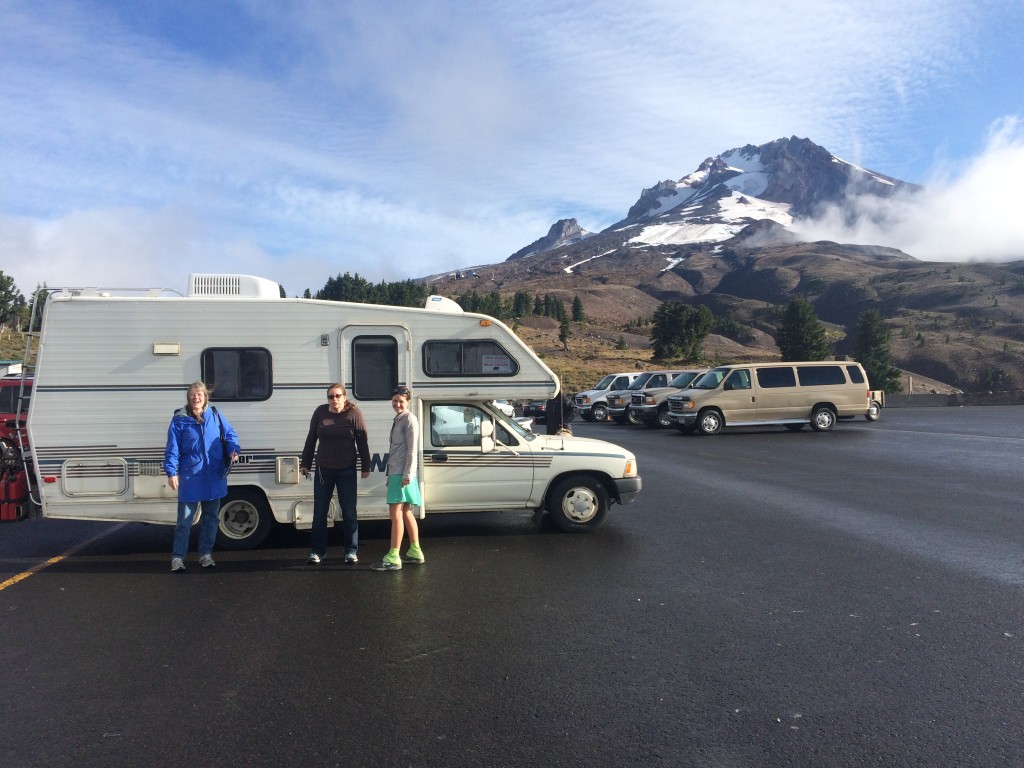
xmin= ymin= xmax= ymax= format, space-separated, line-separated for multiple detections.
xmin=644 ymin=395 xmax=655 ymax=405
xmin=681 ymin=399 xmax=695 ymax=410
xmin=624 ymin=459 xmax=637 ymax=477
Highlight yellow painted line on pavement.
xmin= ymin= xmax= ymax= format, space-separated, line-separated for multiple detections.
xmin=0 ymin=523 xmax=128 ymax=593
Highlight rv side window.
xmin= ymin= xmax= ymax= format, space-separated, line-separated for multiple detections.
xmin=423 ymin=341 xmax=520 ymax=377
xmin=202 ymin=348 xmax=272 ymax=401
xmin=756 ymin=367 xmax=796 ymax=388
xmin=352 ymin=336 xmax=399 ymax=400
xmin=845 ymin=365 xmax=865 ymax=384
xmin=796 ymin=365 xmax=847 ymax=386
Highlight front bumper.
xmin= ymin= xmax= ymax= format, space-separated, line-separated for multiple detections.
xmin=668 ymin=412 xmax=697 ymax=427
xmin=614 ymin=476 xmax=642 ymax=504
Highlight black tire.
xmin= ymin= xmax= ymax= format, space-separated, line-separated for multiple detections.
xmin=591 ymin=403 xmax=608 ymax=422
xmin=784 ymin=423 xmax=805 ymax=432
xmin=546 ymin=475 xmax=609 ymax=532
xmin=216 ymin=488 xmax=274 ymax=550
xmin=654 ymin=405 xmax=672 ymax=429
xmin=696 ymin=409 xmax=724 ymax=436
xmin=810 ymin=406 xmax=836 ymax=432
xmin=866 ymin=400 xmax=881 ymax=421
xmin=626 ymin=406 xmax=644 ymax=426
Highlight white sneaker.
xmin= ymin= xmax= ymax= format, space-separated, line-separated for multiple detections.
xmin=344 ymin=551 xmax=358 ymax=564
xmin=307 ymin=552 xmax=322 ymax=565
xmin=171 ymin=557 xmax=186 ymax=572
xmin=199 ymin=554 xmax=216 ymax=568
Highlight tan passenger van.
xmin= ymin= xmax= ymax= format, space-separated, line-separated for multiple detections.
xmin=666 ymin=361 xmax=871 ymax=435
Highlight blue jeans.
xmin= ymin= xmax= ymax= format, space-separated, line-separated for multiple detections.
xmin=311 ymin=466 xmax=359 ymax=557
xmin=173 ymin=498 xmax=221 ymax=559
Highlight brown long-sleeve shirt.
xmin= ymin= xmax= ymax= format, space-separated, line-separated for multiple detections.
xmin=300 ymin=404 xmax=371 ymax=471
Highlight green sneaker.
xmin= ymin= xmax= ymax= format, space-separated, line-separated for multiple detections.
xmin=402 ymin=548 xmax=425 ymax=564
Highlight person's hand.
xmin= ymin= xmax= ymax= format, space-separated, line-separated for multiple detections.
xmin=168 ymin=475 xmax=178 ymax=491
xmin=300 ymin=467 xmax=310 ymax=478
xmin=401 ymin=477 xmax=410 ymax=487
xmin=361 ymin=470 xmax=370 ymax=479
xmin=229 ymin=452 xmax=238 ymax=464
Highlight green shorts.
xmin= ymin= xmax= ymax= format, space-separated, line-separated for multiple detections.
xmin=386 ymin=474 xmax=422 ymax=505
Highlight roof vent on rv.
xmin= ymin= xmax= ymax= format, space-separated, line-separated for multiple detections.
xmin=424 ymin=295 xmax=464 ymax=313
xmin=188 ymin=274 xmax=281 ymax=299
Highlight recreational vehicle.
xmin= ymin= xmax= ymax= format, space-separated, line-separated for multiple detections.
xmin=26 ymin=274 xmax=641 ymax=548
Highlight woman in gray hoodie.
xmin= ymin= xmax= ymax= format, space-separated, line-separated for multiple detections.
xmin=371 ymin=386 xmax=424 ymax=571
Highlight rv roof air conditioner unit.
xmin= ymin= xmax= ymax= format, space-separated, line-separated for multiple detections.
xmin=188 ymin=274 xmax=281 ymax=299
xmin=424 ymin=295 xmax=464 ymax=313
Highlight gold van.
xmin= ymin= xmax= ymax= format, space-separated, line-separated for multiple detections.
xmin=666 ymin=361 xmax=871 ymax=435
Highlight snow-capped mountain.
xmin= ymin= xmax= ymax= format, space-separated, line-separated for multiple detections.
xmin=511 ymin=136 xmax=919 ymax=260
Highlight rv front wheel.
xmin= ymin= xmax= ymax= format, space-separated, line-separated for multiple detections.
xmin=217 ymin=488 xmax=273 ymax=550
xmin=547 ymin=476 xmax=608 ymax=532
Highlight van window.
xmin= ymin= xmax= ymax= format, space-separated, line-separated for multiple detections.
xmin=797 ymin=365 xmax=847 ymax=386
xmin=845 ymin=365 xmax=865 ymax=385
xmin=724 ymin=369 xmax=751 ymax=390
xmin=693 ymin=368 xmax=728 ymax=389
xmin=757 ymin=367 xmax=796 ymax=388
xmin=352 ymin=336 xmax=398 ymax=400
xmin=612 ymin=376 xmax=630 ymax=389
xmin=423 ymin=341 xmax=519 ymax=377
xmin=202 ymin=348 xmax=272 ymax=401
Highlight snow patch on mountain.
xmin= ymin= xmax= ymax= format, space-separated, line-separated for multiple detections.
xmin=628 ymin=191 xmax=792 ymax=248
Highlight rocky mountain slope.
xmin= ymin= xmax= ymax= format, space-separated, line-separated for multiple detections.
xmin=427 ymin=137 xmax=1024 ymax=393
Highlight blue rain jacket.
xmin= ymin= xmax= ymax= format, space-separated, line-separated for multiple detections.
xmin=163 ymin=406 xmax=241 ymax=503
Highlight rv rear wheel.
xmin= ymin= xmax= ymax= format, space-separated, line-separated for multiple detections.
xmin=810 ymin=406 xmax=836 ymax=432
xmin=546 ymin=475 xmax=609 ymax=532
xmin=217 ymin=488 xmax=273 ymax=550
xmin=696 ymin=409 xmax=723 ymax=436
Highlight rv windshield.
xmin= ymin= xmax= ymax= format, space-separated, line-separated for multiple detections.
xmin=691 ymin=368 xmax=729 ymax=390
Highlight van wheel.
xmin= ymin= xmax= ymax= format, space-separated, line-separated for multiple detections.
xmin=591 ymin=404 xmax=608 ymax=422
xmin=546 ymin=476 xmax=609 ymax=532
xmin=651 ymin=405 xmax=672 ymax=429
xmin=866 ymin=400 xmax=881 ymax=421
xmin=696 ymin=409 xmax=723 ymax=436
xmin=217 ymin=488 xmax=274 ymax=550
xmin=626 ymin=406 xmax=644 ymax=426
xmin=810 ymin=406 xmax=836 ymax=432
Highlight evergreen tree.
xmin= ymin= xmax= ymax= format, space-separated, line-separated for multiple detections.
xmin=511 ymin=291 xmax=532 ymax=318
xmin=775 ymin=298 xmax=831 ymax=361
xmin=532 ymin=295 xmax=544 ymax=315
xmin=650 ymin=301 xmax=713 ymax=360
xmin=571 ymin=295 xmax=585 ymax=322
xmin=0 ymin=271 xmax=25 ymax=330
xmin=558 ymin=315 xmax=572 ymax=351
xmin=853 ymin=310 xmax=903 ymax=392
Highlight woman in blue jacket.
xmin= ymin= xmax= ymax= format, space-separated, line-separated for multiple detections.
xmin=163 ymin=381 xmax=240 ymax=572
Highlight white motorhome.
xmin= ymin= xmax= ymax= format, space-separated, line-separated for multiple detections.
xmin=26 ymin=275 xmax=641 ymax=548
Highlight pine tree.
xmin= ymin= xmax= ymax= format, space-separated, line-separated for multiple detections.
xmin=571 ymin=295 xmax=585 ymax=322
xmin=650 ymin=302 xmax=713 ymax=360
xmin=775 ymin=298 xmax=831 ymax=361
xmin=853 ymin=310 xmax=903 ymax=393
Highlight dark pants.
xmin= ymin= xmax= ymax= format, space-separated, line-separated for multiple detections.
xmin=311 ymin=466 xmax=358 ymax=557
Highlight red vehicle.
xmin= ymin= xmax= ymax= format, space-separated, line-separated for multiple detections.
xmin=0 ymin=375 xmax=32 ymax=450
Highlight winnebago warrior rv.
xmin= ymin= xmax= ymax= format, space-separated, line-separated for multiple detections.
xmin=26 ymin=274 xmax=641 ymax=548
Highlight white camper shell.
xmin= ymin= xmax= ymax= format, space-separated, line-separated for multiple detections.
xmin=26 ymin=275 xmax=641 ymax=548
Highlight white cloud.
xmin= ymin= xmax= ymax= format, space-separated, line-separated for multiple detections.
xmin=793 ymin=117 xmax=1024 ymax=262
xmin=0 ymin=0 xmax=1017 ymax=297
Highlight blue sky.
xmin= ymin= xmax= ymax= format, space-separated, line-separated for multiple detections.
xmin=1 ymin=0 xmax=1022 ymax=298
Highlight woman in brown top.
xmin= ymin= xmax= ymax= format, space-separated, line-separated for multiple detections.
xmin=300 ymin=383 xmax=371 ymax=564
